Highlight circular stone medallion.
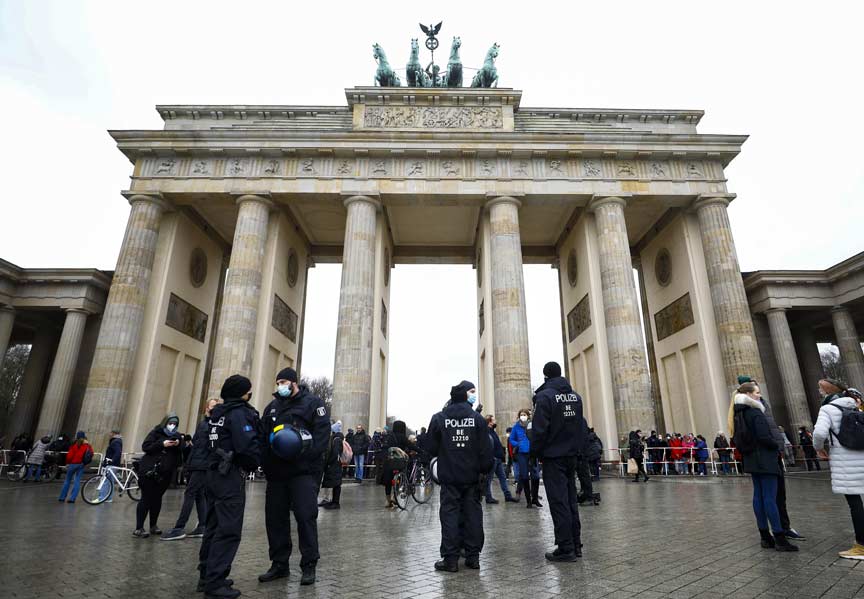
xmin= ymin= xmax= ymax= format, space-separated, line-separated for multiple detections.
xmin=567 ymin=249 xmax=578 ymax=287
xmin=655 ymin=248 xmax=672 ymax=287
xmin=287 ymin=249 xmax=299 ymax=288
xmin=190 ymin=248 xmax=207 ymax=288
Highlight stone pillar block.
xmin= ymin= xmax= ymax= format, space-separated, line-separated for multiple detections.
xmin=0 ymin=306 xmax=15 ymax=372
xmin=831 ymin=306 xmax=864 ymax=390
xmin=765 ymin=308 xmax=812 ymax=429
xmin=588 ymin=196 xmax=654 ymax=438
xmin=793 ymin=325 xmax=824 ymax=421
xmin=5 ymin=327 xmax=57 ymax=438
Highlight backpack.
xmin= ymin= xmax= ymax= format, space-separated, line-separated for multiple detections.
xmin=732 ymin=410 xmax=757 ymax=454
xmin=82 ymin=447 xmax=94 ymax=466
xmin=339 ymin=439 xmax=353 ymax=465
xmin=829 ymin=403 xmax=864 ymax=450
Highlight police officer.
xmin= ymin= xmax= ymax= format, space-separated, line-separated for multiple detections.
xmin=531 ymin=361 xmax=585 ymax=562
xmin=197 ymin=375 xmax=262 ymax=599
xmin=426 ymin=380 xmax=493 ymax=572
xmin=259 ymin=367 xmax=330 ymax=586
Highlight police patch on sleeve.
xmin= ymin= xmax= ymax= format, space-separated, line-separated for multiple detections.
xmin=316 ymin=406 xmax=326 ymax=417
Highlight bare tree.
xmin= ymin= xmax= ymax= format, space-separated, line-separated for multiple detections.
xmin=300 ymin=375 xmax=334 ymax=405
xmin=820 ymin=346 xmax=846 ymax=381
xmin=0 ymin=344 xmax=31 ymax=434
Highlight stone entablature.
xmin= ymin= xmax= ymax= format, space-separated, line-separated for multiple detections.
xmin=0 ymin=258 xmax=111 ymax=314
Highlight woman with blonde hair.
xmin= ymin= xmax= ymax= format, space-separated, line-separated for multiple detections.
xmin=729 ymin=381 xmax=798 ymax=552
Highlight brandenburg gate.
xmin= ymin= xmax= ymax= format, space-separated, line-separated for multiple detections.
xmin=70 ymin=85 xmax=766 ymax=450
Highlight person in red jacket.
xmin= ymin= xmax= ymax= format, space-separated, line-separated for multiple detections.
xmin=58 ymin=431 xmax=92 ymax=503
xmin=669 ymin=434 xmax=685 ymax=475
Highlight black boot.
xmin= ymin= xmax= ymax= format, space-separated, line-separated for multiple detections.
xmin=434 ymin=559 xmax=458 ymax=572
xmin=524 ymin=482 xmax=533 ymax=508
xmin=300 ymin=564 xmax=316 ymax=585
xmin=592 ymin=493 xmax=601 ymax=506
xmin=197 ymin=579 xmax=234 ymax=593
xmin=774 ymin=532 xmax=799 ymax=552
xmin=545 ymin=547 xmax=579 ymax=562
xmin=759 ymin=528 xmax=775 ymax=549
xmin=258 ymin=563 xmax=289 ymax=582
xmin=203 ymin=587 xmax=240 ymax=599
xmin=531 ymin=480 xmax=543 ymax=507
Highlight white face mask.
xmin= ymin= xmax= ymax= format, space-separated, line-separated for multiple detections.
xmin=276 ymin=384 xmax=292 ymax=397
xmin=519 ymin=415 xmax=528 ymax=423
xmin=166 ymin=424 xmax=177 ymax=433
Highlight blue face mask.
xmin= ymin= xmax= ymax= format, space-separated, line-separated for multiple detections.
xmin=467 ymin=393 xmax=478 ymax=405
xmin=276 ymin=384 xmax=293 ymax=397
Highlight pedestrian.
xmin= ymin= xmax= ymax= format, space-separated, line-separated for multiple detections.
xmin=586 ymin=427 xmax=603 ymax=480
xmin=10 ymin=433 xmax=32 ymax=466
xmin=628 ymin=430 xmax=649 ymax=482
xmin=58 ymin=431 xmax=92 ymax=503
xmin=729 ymin=381 xmax=798 ymax=552
xmin=646 ymin=431 xmax=662 ymax=475
xmin=197 ymin=375 xmax=262 ymax=598
xmin=426 ymin=380 xmax=492 ymax=572
xmin=99 ymin=429 xmax=123 ymax=501
xmin=682 ymin=433 xmax=695 ymax=474
xmin=670 ymin=433 xmax=685 ymax=474
xmin=799 ymin=426 xmax=821 ymax=471
xmin=320 ymin=421 xmax=344 ymax=509
xmin=259 ymin=367 xmax=330 ymax=586
xmin=162 ymin=399 xmax=222 ymax=541
xmin=350 ymin=424 xmax=371 ymax=482
xmin=819 ymin=378 xmax=848 ymax=406
xmin=49 ymin=433 xmax=70 ymax=465
xmin=134 ymin=413 xmax=182 ymax=537
xmin=22 ymin=435 xmax=51 ymax=482
xmin=378 ymin=420 xmax=413 ymax=508
xmin=509 ymin=408 xmax=542 ymax=507
xmin=484 ymin=415 xmax=518 ymax=504
xmin=694 ymin=435 xmax=709 ymax=475
xmin=714 ymin=431 xmax=732 ymax=475
xmin=813 ymin=387 xmax=864 ymax=560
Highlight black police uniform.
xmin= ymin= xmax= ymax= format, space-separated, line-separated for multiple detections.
xmin=198 ymin=398 xmax=262 ymax=594
xmin=531 ymin=375 xmax=585 ymax=556
xmin=426 ymin=397 xmax=493 ymax=566
xmin=260 ymin=385 xmax=330 ymax=574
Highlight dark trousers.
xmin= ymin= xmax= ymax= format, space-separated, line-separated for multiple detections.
xmin=804 ymin=448 xmax=821 ymax=471
xmin=542 ymin=457 xmax=581 ymax=552
xmin=136 ymin=475 xmax=171 ymax=529
xmin=633 ymin=456 xmax=648 ymax=481
xmin=265 ymin=475 xmax=320 ymax=568
xmin=199 ymin=468 xmax=246 ymax=592
xmin=845 ymin=494 xmax=864 ymax=545
xmin=589 ymin=458 xmax=601 ymax=479
xmin=576 ymin=456 xmax=593 ymax=498
xmin=439 ymin=483 xmax=483 ymax=561
xmin=175 ymin=470 xmax=208 ymax=529
xmin=776 ymin=467 xmax=791 ymax=532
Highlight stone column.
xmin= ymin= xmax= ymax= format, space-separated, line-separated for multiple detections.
xmin=634 ymin=257 xmax=665 ymax=433
xmin=693 ymin=195 xmax=764 ymax=392
xmin=831 ymin=305 xmax=864 ymax=389
xmin=0 ymin=306 xmax=14 ymax=372
xmin=332 ymin=194 xmax=380 ymax=430
xmin=486 ymin=196 xmax=532 ymax=430
xmin=208 ymin=195 xmax=273 ymax=396
xmin=77 ymin=194 xmax=167 ymax=446
xmin=34 ymin=309 xmax=89 ymax=439
xmin=793 ymin=325 xmax=824 ymax=420
xmin=588 ymin=196 xmax=654 ymax=438
xmin=765 ymin=308 xmax=812 ymax=429
xmin=5 ymin=327 xmax=57 ymax=438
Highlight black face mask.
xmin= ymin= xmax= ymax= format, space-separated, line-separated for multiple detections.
xmin=491 ymin=424 xmax=497 ymax=430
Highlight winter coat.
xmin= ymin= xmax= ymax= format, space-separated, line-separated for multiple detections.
xmin=509 ymin=421 xmax=531 ymax=454
xmin=713 ymin=435 xmax=730 ymax=456
xmin=813 ymin=396 xmax=864 ymax=495
xmin=732 ymin=394 xmax=780 ymax=475
xmin=321 ymin=432 xmax=344 ymax=489
xmin=585 ymin=431 xmax=603 ymax=461
xmin=669 ymin=438 xmax=684 ymax=460
xmin=26 ymin=440 xmax=49 ymax=465
xmin=140 ymin=425 xmax=183 ymax=479
xmin=488 ymin=428 xmax=506 ymax=461
xmin=628 ymin=434 xmax=644 ymax=460
xmin=350 ymin=431 xmax=371 ymax=456
xmin=105 ymin=436 xmax=123 ymax=466
xmin=261 ymin=385 xmax=330 ymax=481
xmin=694 ymin=439 xmax=709 ymax=461
xmin=185 ymin=418 xmax=211 ymax=472
xmin=65 ymin=440 xmax=93 ymax=465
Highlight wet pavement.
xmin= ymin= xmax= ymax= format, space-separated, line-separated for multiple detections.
xmin=1 ymin=471 xmax=863 ymax=598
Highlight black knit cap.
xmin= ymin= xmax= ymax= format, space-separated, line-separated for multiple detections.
xmin=220 ymin=374 xmax=252 ymax=399
xmin=450 ymin=380 xmax=476 ymax=403
xmin=543 ymin=361 xmax=562 ymax=378
xmin=276 ymin=367 xmax=298 ymax=383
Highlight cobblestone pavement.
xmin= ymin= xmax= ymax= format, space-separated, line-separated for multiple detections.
xmin=1 ymin=472 xmax=863 ymax=598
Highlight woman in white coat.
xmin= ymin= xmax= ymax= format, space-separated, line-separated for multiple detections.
xmin=813 ymin=387 xmax=864 ymax=560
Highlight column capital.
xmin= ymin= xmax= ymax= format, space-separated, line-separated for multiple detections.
xmin=485 ymin=193 xmax=523 ymax=211
xmin=765 ymin=307 xmax=789 ymax=315
xmin=233 ymin=193 xmax=274 ymax=210
xmin=121 ymin=191 xmax=171 ymax=212
xmin=587 ymin=194 xmax=630 ymax=213
xmin=63 ymin=308 xmax=92 ymax=316
xmin=342 ymin=193 xmax=382 ymax=211
xmin=831 ymin=305 xmax=851 ymax=314
xmin=692 ymin=193 xmax=737 ymax=212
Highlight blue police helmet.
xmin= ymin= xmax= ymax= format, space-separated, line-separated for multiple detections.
xmin=269 ymin=424 xmax=312 ymax=460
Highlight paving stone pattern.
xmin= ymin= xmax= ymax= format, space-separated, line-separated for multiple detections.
xmin=1 ymin=473 xmax=863 ymax=598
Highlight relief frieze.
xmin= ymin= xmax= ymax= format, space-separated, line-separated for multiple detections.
xmin=362 ymin=106 xmax=503 ymax=129
xmin=654 ymin=293 xmax=695 ymax=341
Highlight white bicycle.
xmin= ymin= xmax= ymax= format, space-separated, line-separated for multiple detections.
xmin=82 ymin=460 xmax=141 ymax=504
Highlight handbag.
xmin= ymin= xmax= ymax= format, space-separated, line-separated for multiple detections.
xmin=627 ymin=458 xmax=638 ymax=475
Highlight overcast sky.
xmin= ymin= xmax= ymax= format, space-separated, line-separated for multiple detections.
xmin=2 ymin=1 xmax=862 ymax=431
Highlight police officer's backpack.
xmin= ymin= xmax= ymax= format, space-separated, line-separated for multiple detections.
xmin=829 ymin=403 xmax=864 ymax=450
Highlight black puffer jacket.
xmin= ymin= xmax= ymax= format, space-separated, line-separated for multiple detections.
xmin=140 ymin=425 xmax=182 ymax=480
xmin=321 ymin=432 xmax=344 ymax=489
xmin=733 ymin=394 xmax=780 ymax=475
xmin=185 ymin=418 xmax=211 ymax=472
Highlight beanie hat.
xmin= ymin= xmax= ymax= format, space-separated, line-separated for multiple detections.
xmin=332 ymin=421 xmax=343 ymax=434
xmin=824 ymin=377 xmax=848 ymax=391
xmin=737 ymin=375 xmax=755 ymax=386
xmin=76 ymin=431 xmax=86 ymax=440
xmin=450 ymin=380 xmax=476 ymax=403
xmin=543 ymin=361 xmax=562 ymax=378
xmin=276 ymin=367 xmax=298 ymax=383
xmin=221 ymin=374 xmax=252 ymax=399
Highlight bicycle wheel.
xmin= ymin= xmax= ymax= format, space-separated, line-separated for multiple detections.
xmin=7 ymin=464 xmax=26 ymax=482
xmin=411 ymin=465 xmax=434 ymax=504
xmin=125 ymin=471 xmax=141 ymax=501
xmin=392 ymin=472 xmax=409 ymax=510
xmin=82 ymin=475 xmax=112 ymax=505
